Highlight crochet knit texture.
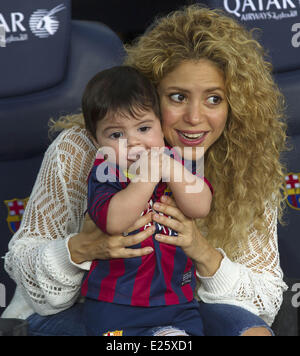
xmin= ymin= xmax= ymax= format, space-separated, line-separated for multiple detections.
xmin=3 ymin=127 xmax=287 ymax=325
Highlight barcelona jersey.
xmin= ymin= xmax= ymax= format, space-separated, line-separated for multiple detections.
xmin=81 ymin=148 xmax=213 ymax=307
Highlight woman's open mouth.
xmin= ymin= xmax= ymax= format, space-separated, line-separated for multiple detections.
xmin=176 ymin=130 xmax=208 ymax=146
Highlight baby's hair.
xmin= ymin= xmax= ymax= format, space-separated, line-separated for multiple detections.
xmin=82 ymin=65 xmax=161 ymax=139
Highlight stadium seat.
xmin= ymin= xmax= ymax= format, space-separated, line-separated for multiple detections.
xmin=0 ymin=0 xmax=125 ymax=316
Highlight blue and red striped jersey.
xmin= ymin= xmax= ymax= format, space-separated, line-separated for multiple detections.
xmin=82 ymin=148 xmax=213 ymax=307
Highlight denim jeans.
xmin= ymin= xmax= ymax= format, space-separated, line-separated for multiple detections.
xmin=198 ymin=302 xmax=274 ymax=336
xmin=83 ymin=299 xmax=204 ymax=336
xmin=26 ymin=301 xmax=274 ymax=336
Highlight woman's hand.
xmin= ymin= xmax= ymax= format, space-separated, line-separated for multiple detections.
xmin=152 ymin=195 xmax=223 ymax=277
xmin=69 ymin=213 xmax=155 ymax=264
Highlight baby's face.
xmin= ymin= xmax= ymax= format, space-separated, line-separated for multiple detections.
xmin=95 ymin=110 xmax=165 ymax=168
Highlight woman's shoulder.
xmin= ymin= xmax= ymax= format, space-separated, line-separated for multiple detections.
xmin=49 ymin=126 xmax=96 ymax=155
xmin=45 ymin=126 xmax=97 ymax=178
xmin=46 ymin=126 xmax=97 ymax=169
xmin=55 ymin=125 xmax=93 ymax=146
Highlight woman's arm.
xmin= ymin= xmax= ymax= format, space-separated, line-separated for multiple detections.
xmin=152 ymin=196 xmax=222 ymax=276
xmin=4 ymin=128 xmax=96 ymax=316
xmin=152 ymin=196 xmax=287 ymax=326
xmin=69 ymin=213 xmax=154 ymax=264
xmin=4 ymin=127 xmax=154 ymax=317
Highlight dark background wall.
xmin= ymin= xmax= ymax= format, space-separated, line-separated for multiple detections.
xmin=71 ymin=0 xmax=190 ymax=43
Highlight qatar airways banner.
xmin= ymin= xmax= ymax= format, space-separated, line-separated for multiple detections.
xmin=201 ymin=0 xmax=300 ymax=72
xmin=0 ymin=0 xmax=71 ymax=97
xmin=222 ymin=0 xmax=299 ymax=20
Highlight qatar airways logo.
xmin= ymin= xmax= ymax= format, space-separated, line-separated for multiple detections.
xmin=29 ymin=4 xmax=66 ymax=39
xmin=223 ymin=0 xmax=299 ymax=20
xmin=0 ymin=4 xmax=66 ymax=44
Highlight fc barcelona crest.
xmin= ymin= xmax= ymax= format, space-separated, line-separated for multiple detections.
xmin=103 ymin=330 xmax=123 ymax=336
xmin=285 ymin=173 xmax=300 ymax=210
xmin=4 ymin=198 xmax=29 ymax=234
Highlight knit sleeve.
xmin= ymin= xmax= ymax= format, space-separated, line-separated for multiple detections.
xmin=4 ymin=127 xmax=96 ymax=316
xmin=196 ymin=203 xmax=288 ymax=326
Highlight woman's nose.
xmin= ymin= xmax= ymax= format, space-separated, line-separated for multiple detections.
xmin=184 ymin=102 xmax=206 ymax=125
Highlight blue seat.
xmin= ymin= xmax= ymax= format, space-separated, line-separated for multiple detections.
xmin=0 ymin=0 xmax=124 ymax=315
xmin=275 ymin=69 xmax=300 ymax=279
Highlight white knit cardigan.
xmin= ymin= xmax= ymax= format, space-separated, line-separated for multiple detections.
xmin=2 ymin=126 xmax=287 ymax=326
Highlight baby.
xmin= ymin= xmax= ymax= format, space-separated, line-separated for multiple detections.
xmin=81 ymin=66 xmax=213 ymax=336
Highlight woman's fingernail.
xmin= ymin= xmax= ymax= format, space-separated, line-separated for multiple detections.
xmin=153 ymin=203 xmax=160 ymax=209
xmin=146 ymin=247 xmax=153 ymax=253
xmin=161 ymin=196 xmax=167 ymax=202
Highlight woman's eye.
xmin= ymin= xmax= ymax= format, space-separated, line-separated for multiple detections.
xmin=170 ymin=93 xmax=186 ymax=103
xmin=109 ymin=132 xmax=123 ymax=139
xmin=139 ymin=126 xmax=151 ymax=132
xmin=207 ymin=95 xmax=222 ymax=105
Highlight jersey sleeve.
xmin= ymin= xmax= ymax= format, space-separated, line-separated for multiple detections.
xmin=87 ymin=160 xmax=125 ymax=233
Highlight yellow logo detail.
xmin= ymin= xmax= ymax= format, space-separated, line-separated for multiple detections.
xmin=103 ymin=330 xmax=123 ymax=336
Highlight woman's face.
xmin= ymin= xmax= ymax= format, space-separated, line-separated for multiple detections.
xmin=158 ymin=59 xmax=228 ymax=160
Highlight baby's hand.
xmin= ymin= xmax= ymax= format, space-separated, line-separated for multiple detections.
xmin=128 ymin=149 xmax=162 ymax=183
xmin=161 ymin=151 xmax=172 ymax=182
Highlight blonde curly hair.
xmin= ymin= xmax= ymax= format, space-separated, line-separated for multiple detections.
xmin=50 ymin=4 xmax=288 ymax=256
xmin=124 ymin=4 xmax=287 ymax=256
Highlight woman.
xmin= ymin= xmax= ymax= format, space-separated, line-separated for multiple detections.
xmin=3 ymin=5 xmax=287 ymax=336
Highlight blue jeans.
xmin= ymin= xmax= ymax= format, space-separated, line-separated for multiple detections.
xmin=26 ymin=302 xmax=274 ymax=336
xmin=83 ymin=299 xmax=204 ymax=336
